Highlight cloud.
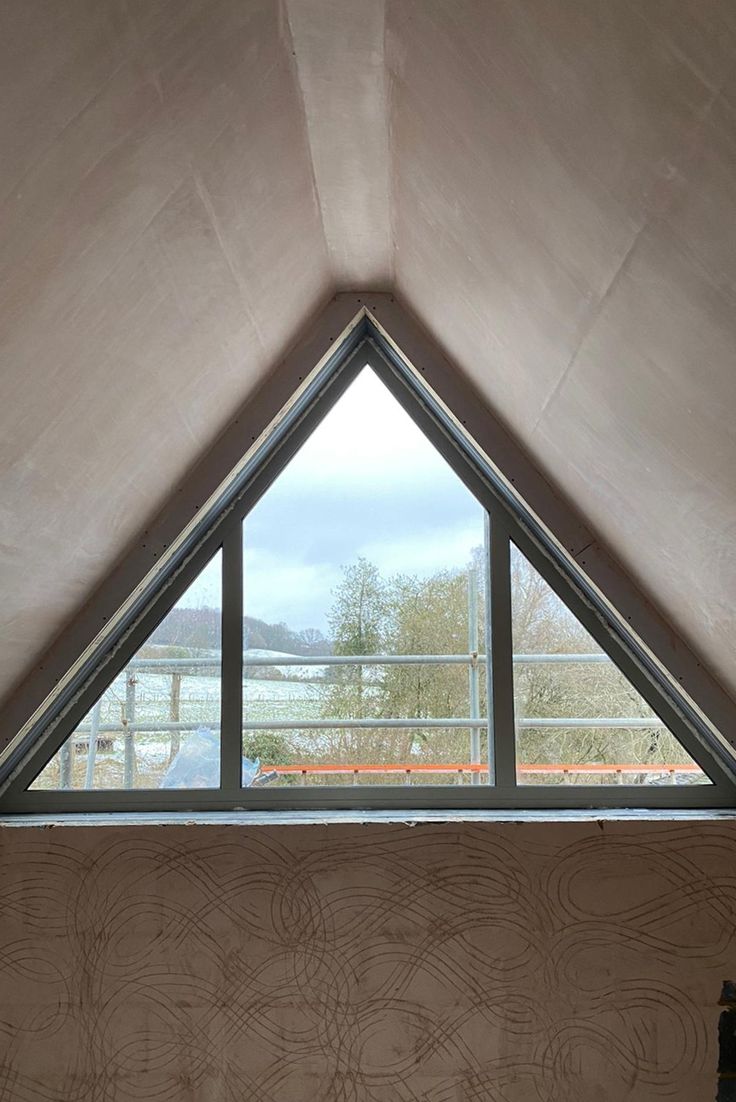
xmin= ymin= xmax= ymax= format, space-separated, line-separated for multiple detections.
xmin=178 ymin=366 xmax=485 ymax=631
xmin=243 ymin=549 xmax=340 ymax=629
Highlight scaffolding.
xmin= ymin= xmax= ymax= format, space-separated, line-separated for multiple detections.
xmin=58 ymin=569 xmax=681 ymax=791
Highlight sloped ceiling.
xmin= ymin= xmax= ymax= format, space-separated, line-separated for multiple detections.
xmin=1 ymin=0 xmax=735 ymax=721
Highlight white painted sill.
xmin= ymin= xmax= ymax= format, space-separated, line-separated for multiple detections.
xmin=2 ymin=808 xmax=736 ymax=828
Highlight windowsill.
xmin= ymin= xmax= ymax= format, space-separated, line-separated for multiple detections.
xmin=2 ymin=807 xmax=736 ymax=828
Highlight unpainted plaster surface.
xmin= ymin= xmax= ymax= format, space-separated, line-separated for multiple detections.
xmin=386 ymin=0 xmax=736 ymax=695
xmin=0 ymin=0 xmax=331 ymax=701
xmin=0 ymin=819 xmax=733 ymax=1099
xmin=286 ymin=0 xmax=392 ymax=287
xmin=2 ymin=0 xmax=736 ymax=722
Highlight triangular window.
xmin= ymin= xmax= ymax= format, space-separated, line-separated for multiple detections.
xmin=2 ymin=319 xmax=734 ymax=811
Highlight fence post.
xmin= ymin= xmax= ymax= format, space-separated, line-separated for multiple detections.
xmin=59 ymin=739 xmax=72 ymax=789
xmin=84 ymin=699 xmax=103 ymax=790
xmin=124 ymin=673 xmax=137 ymax=788
xmin=169 ymin=672 xmax=182 ymax=762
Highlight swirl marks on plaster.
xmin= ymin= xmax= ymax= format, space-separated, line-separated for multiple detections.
xmin=0 ymin=822 xmax=733 ymax=1101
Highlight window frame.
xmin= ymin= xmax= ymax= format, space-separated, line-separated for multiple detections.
xmin=2 ymin=317 xmax=735 ymax=812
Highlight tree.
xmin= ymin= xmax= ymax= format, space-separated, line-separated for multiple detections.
xmin=326 ymin=558 xmax=389 ymax=714
xmin=297 ymin=627 xmax=331 ymax=655
xmin=380 ymin=569 xmax=473 ymax=761
xmin=318 ymin=558 xmax=478 ymax=770
xmin=330 ymin=558 xmax=387 ymax=655
xmin=302 ymin=551 xmax=687 ymax=784
xmin=509 ymin=546 xmax=681 ymax=776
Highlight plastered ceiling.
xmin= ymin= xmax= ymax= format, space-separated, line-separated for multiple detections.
xmin=1 ymin=0 xmax=735 ymax=721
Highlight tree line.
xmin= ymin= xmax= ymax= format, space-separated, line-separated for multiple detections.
xmin=149 ymin=608 xmax=330 ymax=657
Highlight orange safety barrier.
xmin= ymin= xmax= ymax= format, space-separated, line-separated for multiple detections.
xmin=263 ymin=761 xmax=701 ymax=776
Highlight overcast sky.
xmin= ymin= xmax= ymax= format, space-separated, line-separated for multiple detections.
xmin=180 ymin=367 xmax=484 ymax=632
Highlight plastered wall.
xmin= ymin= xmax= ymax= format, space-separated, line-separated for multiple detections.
xmin=1 ymin=819 xmax=734 ymax=1100
xmin=4 ymin=0 xmax=736 ymax=732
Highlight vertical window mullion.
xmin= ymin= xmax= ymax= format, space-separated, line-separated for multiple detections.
xmin=486 ymin=511 xmax=516 ymax=787
xmin=220 ymin=524 xmax=243 ymax=790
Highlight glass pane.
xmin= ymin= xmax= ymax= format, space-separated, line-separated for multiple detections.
xmin=511 ymin=544 xmax=708 ymax=785
xmin=241 ymin=366 xmax=489 ymax=787
xmin=31 ymin=550 xmax=222 ymax=791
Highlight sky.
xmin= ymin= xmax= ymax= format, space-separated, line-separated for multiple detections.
xmin=180 ymin=366 xmax=485 ymax=633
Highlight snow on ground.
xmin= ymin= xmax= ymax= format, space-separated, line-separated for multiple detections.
xmin=243 ymin=648 xmax=328 ymax=680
